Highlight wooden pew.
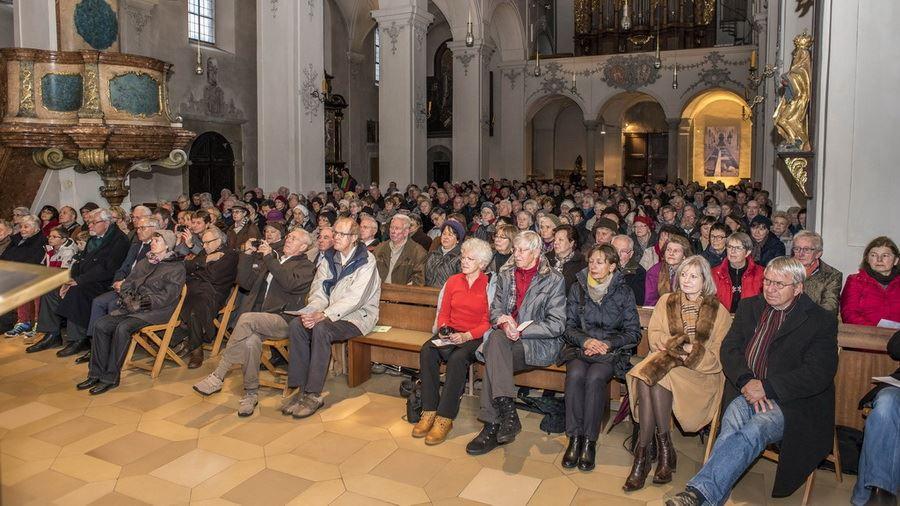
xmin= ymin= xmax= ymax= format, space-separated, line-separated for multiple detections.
xmin=834 ymin=323 xmax=895 ymax=430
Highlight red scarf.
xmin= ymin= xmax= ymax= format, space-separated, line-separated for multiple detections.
xmin=513 ymin=263 xmax=539 ymax=319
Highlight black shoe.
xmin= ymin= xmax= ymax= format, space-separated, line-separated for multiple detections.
xmin=57 ymin=340 xmax=90 ymax=358
xmin=866 ymin=487 xmax=897 ymax=506
xmin=89 ymin=382 xmax=119 ymax=395
xmin=75 ymin=351 xmax=91 ymax=364
xmin=577 ymin=440 xmax=597 ymax=471
xmin=466 ymin=423 xmax=500 ymax=455
xmin=25 ymin=332 xmax=62 ymax=353
xmin=665 ymin=487 xmax=705 ymax=506
xmin=76 ymin=378 xmax=100 ymax=390
xmin=562 ymin=436 xmax=584 ymax=468
xmin=495 ymin=396 xmax=521 ymax=444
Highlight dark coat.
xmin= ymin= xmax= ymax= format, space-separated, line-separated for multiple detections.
xmin=701 ymin=245 xmax=727 ymax=268
xmin=562 ymin=270 xmax=641 ymax=351
xmin=621 ymin=258 xmax=647 ymax=306
xmin=424 ymin=245 xmax=461 ymax=288
xmin=58 ymin=226 xmax=130 ymax=328
xmin=235 ymin=251 xmax=316 ymax=323
xmin=719 ymin=294 xmax=838 ymax=498
xmin=545 ymin=250 xmax=587 ymax=293
xmin=374 ymin=239 xmax=427 ymax=286
xmin=0 ymin=232 xmax=47 ymax=264
xmin=115 ymin=257 xmax=186 ymax=324
xmin=114 ymin=241 xmax=152 ymax=282
xmin=183 ymin=248 xmax=239 ymax=314
xmin=754 ymin=232 xmax=786 ymax=267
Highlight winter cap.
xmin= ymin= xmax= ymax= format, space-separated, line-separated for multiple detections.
xmin=153 ymin=230 xmax=177 ymax=251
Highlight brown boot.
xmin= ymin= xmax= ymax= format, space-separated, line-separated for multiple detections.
xmin=412 ymin=411 xmax=436 ymax=438
xmin=653 ymin=431 xmax=677 ymax=484
xmin=188 ymin=348 xmax=204 ymax=369
xmin=425 ymin=416 xmax=453 ymax=445
xmin=623 ymin=444 xmax=651 ymax=492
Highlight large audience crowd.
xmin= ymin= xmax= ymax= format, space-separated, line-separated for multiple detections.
xmin=1 ymin=176 xmax=898 ymax=506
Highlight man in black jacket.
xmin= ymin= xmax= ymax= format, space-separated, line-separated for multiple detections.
xmin=667 ymin=257 xmax=838 ymax=506
xmin=192 ymin=229 xmax=315 ymax=417
xmin=27 ymin=209 xmax=130 ymax=356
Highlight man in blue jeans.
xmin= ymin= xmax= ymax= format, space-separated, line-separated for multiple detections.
xmin=668 ymin=257 xmax=838 ymax=506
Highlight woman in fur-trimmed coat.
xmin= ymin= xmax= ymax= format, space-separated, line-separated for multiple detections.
xmin=623 ymin=255 xmax=732 ymax=492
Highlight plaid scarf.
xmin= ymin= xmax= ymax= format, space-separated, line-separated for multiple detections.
xmin=744 ymin=298 xmax=797 ymax=378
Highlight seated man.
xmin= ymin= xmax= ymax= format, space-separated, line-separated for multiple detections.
xmin=192 ymin=229 xmax=315 ymax=416
xmin=373 ymin=213 xmax=426 ymax=285
xmin=283 ymin=217 xmax=381 ymax=418
xmin=612 ymin=234 xmax=646 ymax=305
xmin=791 ymin=230 xmax=843 ymax=315
xmin=466 ymin=230 xmax=566 ymax=455
xmin=174 ymin=209 xmax=212 ymax=258
xmin=667 ymin=257 xmax=839 ymax=506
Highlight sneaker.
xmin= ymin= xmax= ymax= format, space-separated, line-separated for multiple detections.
xmin=291 ymin=393 xmax=324 ymax=419
xmin=665 ymin=488 xmax=704 ymax=506
xmin=4 ymin=322 xmax=31 ymax=337
xmin=237 ymin=392 xmax=258 ymax=417
xmin=192 ymin=373 xmax=224 ymax=396
xmin=281 ymin=389 xmax=305 ymax=415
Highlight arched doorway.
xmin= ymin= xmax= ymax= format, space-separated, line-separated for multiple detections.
xmin=188 ymin=132 xmax=235 ymax=197
xmin=427 ymin=145 xmax=452 ymax=185
xmin=680 ymin=89 xmax=751 ymax=185
xmin=596 ymin=91 xmax=667 ymax=184
xmin=526 ymin=95 xmax=586 ymax=181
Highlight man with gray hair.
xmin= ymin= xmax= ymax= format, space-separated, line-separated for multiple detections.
xmin=466 ymin=230 xmax=566 ymax=455
xmin=27 ymin=208 xmax=131 ymax=356
xmin=791 ymin=230 xmax=843 ymax=315
xmin=373 ymin=213 xmax=426 ymax=286
xmin=668 ymin=256 xmax=838 ymax=506
xmin=193 ymin=229 xmax=316 ymax=416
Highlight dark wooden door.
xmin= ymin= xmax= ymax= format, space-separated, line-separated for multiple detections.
xmin=623 ymin=132 xmax=668 ymax=184
xmin=433 ymin=162 xmax=451 ymax=186
xmin=188 ymin=132 xmax=235 ymax=197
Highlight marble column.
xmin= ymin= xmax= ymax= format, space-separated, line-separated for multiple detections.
xmin=583 ymin=120 xmax=599 ymax=188
xmin=497 ymin=63 xmax=526 ymax=180
xmin=602 ymin=125 xmax=622 ymax=185
xmin=372 ymin=1 xmax=433 ymax=187
xmin=448 ymin=41 xmax=490 ymax=183
xmin=12 ymin=0 xmax=57 ymax=49
xmin=345 ymin=50 xmax=369 ymax=184
xmin=257 ymin=0 xmax=325 ymax=193
xmin=667 ymin=118 xmax=680 ymax=182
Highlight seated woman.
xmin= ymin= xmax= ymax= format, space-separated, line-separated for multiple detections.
xmin=711 ymin=232 xmax=764 ymax=313
xmin=76 ymin=230 xmax=185 ymax=395
xmin=561 ymin=244 xmax=641 ymax=471
xmin=226 ymin=202 xmax=260 ymax=250
xmin=624 ymin=255 xmax=731 ymax=491
xmin=414 ymin=238 xmax=493 ymax=445
xmin=487 ymin=223 xmax=516 ymax=273
xmin=644 ymin=234 xmax=692 ymax=306
xmin=841 ymin=236 xmax=900 ymax=326
xmin=424 ymin=221 xmax=464 ymax=288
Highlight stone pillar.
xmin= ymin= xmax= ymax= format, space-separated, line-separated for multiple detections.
xmin=602 ymin=125 xmax=622 ymax=185
xmin=448 ymin=41 xmax=489 ymax=183
xmin=497 ymin=63 xmax=526 ymax=180
xmin=372 ymin=1 xmax=433 ymax=188
xmin=667 ymin=118 xmax=680 ymax=183
xmin=583 ymin=120 xmax=599 ymax=188
xmin=257 ymin=0 xmax=325 ymax=193
xmin=345 ymin=50 xmax=369 ymax=184
xmin=12 ymin=0 xmax=57 ymax=49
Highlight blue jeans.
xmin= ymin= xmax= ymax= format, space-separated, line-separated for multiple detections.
xmin=852 ymin=387 xmax=900 ymax=505
xmin=688 ymin=396 xmax=785 ymax=506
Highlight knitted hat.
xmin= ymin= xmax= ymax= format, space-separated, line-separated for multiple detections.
xmin=266 ymin=210 xmax=284 ymax=222
xmin=480 ymin=201 xmax=496 ymax=214
xmin=750 ymin=215 xmax=772 ymax=229
xmin=231 ymin=201 xmax=250 ymax=213
xmin=153 ymin=230 xmax=177 ymax=251
xmin=265 ymin=222 xmax=286 ymax=237
xmin=543 ymin=214 xmax=561 ymax=227
xmin=594 ymin=217 xmax=618 ymax=232
xmin=441 ymin=220 xmax=466 ymax=242
xmin=632 ymin=215 xmax=654 ymax=228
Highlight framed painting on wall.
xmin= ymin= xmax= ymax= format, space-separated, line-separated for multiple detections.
xmin=702 ymin=125 xmax=740 ymax=178
xmin=56 ymin=0 xmax=121 ymax=52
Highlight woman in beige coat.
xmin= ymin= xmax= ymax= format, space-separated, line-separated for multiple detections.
xmin=623 ymin=255 xmax=732 ymax=492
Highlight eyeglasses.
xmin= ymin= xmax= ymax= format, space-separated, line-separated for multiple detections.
xmin=726 ymin=245 xmax=746 ymax=251
xmin=792 ymin=247 xmax=818 ymax=254
xmin=135 ymin=225 xmax=155 ymax=230
xmin=762 ymin=277 xmax=796 ymax=289
xmin=333 ymin=230 xmax=356 ymax=238
xmin=201 ymin=238 xmax=220 ymax=245
xmin=710 ymin=234 xmax=727 ymax=240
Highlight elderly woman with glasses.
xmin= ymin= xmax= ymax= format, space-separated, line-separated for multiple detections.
xmin=711 ymin=232 xmax=764 ymax=314
xmin=413 ymin=238 xmax=494 ymax=445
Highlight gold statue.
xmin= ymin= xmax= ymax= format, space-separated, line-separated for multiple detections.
xmin=774 ymin=31 xmax=813 ymax=151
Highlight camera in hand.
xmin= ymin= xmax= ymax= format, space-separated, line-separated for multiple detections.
xmin=438 ymin=326 xmax=456 ymax=338
xmin=175 ymin=225 xmax=187 ymax=233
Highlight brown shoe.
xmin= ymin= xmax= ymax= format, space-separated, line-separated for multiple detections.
xmin=623 ymin=444 xmax=651 ymax=492
xmin=188 ymin=348 xmax=204 ymax=369
xmin=412 ymin=411 xmax=436 ymax=438
xmin=653 ymin=431 xmax=677 ymax=484
xmin=425 ymin=416 xmax=453 ymax=445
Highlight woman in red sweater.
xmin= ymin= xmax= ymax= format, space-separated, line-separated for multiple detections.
xmin=413 ymin=237 xmax=494 ymax=445
xmin=841 ymin=236 xmax=900 ymax=326
xmin=711 ymin=232 xmax=764 ymax=313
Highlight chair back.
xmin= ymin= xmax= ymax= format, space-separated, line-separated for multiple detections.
xmin=162 ymin=285 xmax=188 ymax=339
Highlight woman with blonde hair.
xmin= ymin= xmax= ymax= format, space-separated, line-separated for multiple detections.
xmin=623 ymin=255 xmax=731 ymax=492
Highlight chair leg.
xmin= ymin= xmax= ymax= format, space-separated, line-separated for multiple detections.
xmin=832 ymin=432 xmax=843 ymax=482
xmin=122 ymin=338 xmax=138 ymax=375
xmin=801 ymin=471 xmax=815 ymax=506
xmin=703 ymin=407 xmax=721 ymax=464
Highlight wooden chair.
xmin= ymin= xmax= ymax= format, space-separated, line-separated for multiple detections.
xmin=122 ymin=285 xmax=189 ymax=379
xmin=205 ymin=285 xmax=239 ymax=357
xmin=703 ymin=403 xmax=842 ymax=506
xmin=259 ymin=337 xmax=291 ymax=396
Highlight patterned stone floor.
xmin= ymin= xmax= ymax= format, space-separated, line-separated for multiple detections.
xmin=0 ymin=337 xmax=855 ymax=505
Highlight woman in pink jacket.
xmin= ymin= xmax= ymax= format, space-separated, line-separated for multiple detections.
xmin=841 ymin=236 xmax=900 ymax=326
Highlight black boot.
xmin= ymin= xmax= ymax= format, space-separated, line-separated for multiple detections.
xmin=577 ymin=440 xmax=597 ymax=471
xmin=57 ymin=339 xmax=90 ymax=358
xmin=623 ymin=444 xmax=651 ymax=492
xmin=865 ymin=487 xmax=897 ymax=506
xmin=495 ymin=396 xmax=521 ymax=444
xmin=561 ymin=436 xmax=584 ymax=468
xmin=26 ymin=332 xmax=62 ymax=353
xmin=653 ymin=431 xmax=677 ymax=484
xmin=466 ymin=423 xmax=500 ymax=455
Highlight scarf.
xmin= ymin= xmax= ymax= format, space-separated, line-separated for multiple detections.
xmin=147 ymin=250 xmax=175 ymax=265
xmin=586 ymin=273 xmax=613 ymax=303
xmin=865 ymin=264 xmax=899 ymax=286
xmin=745 ymin=298 xmax=798 ymax=378
xmin=512 ymin=263 xmax=539 ymax=319
xmin=551 ymin=249 xmax=574 ymax=273
xmin=233 ymin=215 xmax=249 ymax=233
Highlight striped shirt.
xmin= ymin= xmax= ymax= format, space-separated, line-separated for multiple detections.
xmin=744 ymin=299 xmax=797 ymax=378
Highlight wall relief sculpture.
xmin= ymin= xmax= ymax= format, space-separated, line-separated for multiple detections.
xmin=599 ymin=54 xmax=660 ymax=91
xmin=179 ymin=57 xmax=246 ymax=122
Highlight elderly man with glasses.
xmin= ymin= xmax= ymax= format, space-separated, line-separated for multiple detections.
xmin=667 ymin=257 xmax=839 ymax=506
xmin=790 ymin=231 xmax=843 ymax=315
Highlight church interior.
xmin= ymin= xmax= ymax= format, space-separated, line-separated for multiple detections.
xmin=0 ymin=0 xmax=898 ymax=504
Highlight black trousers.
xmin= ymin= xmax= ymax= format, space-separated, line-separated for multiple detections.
xmin=419 ymin=336 xmax=480 ymax=419
xmin=37 ymin=290 xmax=86 ymax=342
xmin=564 ymin=358 xmax=615 ymax=440
xmin=89 ymin=314 xmax=145 ymax=384
xmin=182 ymin=293 xmax=219 ymax=351
xmin=287 ymin=318 xmax=360 ymax=394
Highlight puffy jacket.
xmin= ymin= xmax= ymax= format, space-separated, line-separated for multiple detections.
xmin=424 ymin=245 xmax=461 ymax=288
xmin=712 ymin=257 xmax=764 ymax=312
xmin=840 ymin=269 xmax=900 ymax=326
xmin=302 ymin=242 xmax=381 ymax=335
xmin=116 ymin=256 xmax=186 ymax=324
xmin=42 ymin=239 xmax=78 ymax=269
xmin=562 ymin=270 xmax=641 ymax=351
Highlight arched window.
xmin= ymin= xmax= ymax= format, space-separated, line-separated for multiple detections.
xmin=374 ymin=29 xmax=381 ymax=86
xmin=189 ymin=0 xmax=216 ymax=44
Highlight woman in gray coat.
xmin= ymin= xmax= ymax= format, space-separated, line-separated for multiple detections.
xmin=76 ymin=230 xmax=186 ymax=395
xmin=424 ymin=221 xmax=464 ymax=288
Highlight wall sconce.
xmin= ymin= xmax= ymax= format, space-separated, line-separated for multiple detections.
xmin=465 ymin=10 xmax=475 ymax=47
xmin=621 ymin=0 xmax=632 ymax=31
xmin=654 ymin=26 xmax=661 ymax=69
xmin=570 ymin=72 xmax=577 ymax=93
xmin=671 ymin=60 xmax=678 ymax=90
xmin=745 ymin=50 xmax=777 ymax=111
xmin=194 ymin=39 xmax=203 ymax=75
xmin=533 ymin=51 xmax=541 ymax=77
xmin=310 ymin=78 xmax=330 ymax=103
xmin=419 ymin=101 xmax=432 ymax=120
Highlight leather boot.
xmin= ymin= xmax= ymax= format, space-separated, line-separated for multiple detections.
xmin=561 ymin=436 xmax=584 ymax=468
xmin=623 ymin=444 xmax=651 ymax=492
xmin=466 ymin=423 xmax=500 ymax=455
xmin=495 ymin=396 xmax=521 ymax=444
xmin=653 ymin=431 xmax=677 ymax=484
xmin=412 ymin=411 xmax=436 ymax=438
xmin=577 ymin=440 xmax=597 ymax=471
xmin=425 ymin=416 xmax=453 ymax=445
xmin=188 ymin=348 xmax=204 ymax=369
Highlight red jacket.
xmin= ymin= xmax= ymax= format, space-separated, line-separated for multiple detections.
xmin=437 ymin=272 xmax=491 ymax=339
xmin=712 ymin=257 xmax=764 ymax=311
xmin=840 ymin=269 xmax=900 ymax=326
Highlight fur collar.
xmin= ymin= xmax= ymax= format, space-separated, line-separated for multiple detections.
xmin=664 ymin=292 xmax=721 ymax=345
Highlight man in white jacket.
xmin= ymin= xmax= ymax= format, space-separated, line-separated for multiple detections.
xmin=283 ymin=217 xmax=381 ymax=418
